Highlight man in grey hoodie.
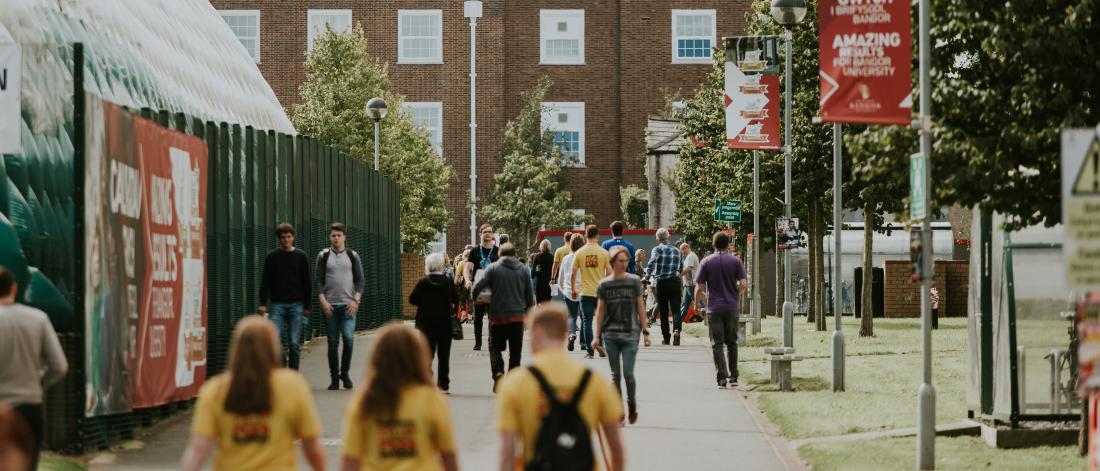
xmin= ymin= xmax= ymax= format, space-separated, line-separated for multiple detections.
xmin=472 ymin=243 xmax=535 ymax=392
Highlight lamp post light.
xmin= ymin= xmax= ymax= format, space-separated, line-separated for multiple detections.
xmin=770 ymin=0 xmax=806 ymax=349
xmin=366 ymin=97 xmax=389 ymax=171
xmin=465 ymin=1 xmax=482 ymax=247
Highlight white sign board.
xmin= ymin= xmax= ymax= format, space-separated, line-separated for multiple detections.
xmin=910 ymin=153 xmax=926 ymax=220
xmin=0 ymin=44 xmax=21 ymax=154
xmin=1062 ymin=129 xmax=1100 ymax=289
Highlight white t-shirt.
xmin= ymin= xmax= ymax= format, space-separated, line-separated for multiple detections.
xmin=682 ymin=251 xmax=700 ymax=286
xmin=558 ymin=252 xmax=580 ymax=302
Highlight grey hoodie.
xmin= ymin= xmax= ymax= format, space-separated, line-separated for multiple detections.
xmin=472 ymin=257 xmax=535 ymax=321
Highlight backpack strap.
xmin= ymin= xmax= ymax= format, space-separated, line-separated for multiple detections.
xmin=568 ymin=369 xmax=592 ymax=409
xmin=527 ymin=367 xmax=563 ymax=408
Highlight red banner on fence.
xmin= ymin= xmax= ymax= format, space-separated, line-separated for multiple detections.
xmin=818 ymin=0 xmax=912 ymax=125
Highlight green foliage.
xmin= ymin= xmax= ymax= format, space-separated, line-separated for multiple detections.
xmin=291 ymin=24 xmax=452 ymax=255
xmin=619 ymin=184 xmax=648 ymax=228
xmin=845 ymin=125 xmax=914 ymax=231
xmin=481 ymin=78 xmax=588 ymax=255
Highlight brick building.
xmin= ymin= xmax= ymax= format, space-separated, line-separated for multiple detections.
xmin=209 ymin=0 xmax=752 ymax=255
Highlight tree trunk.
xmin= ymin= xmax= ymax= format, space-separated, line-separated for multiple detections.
xmin=859 ymin=204 xmax=875 ymax=337
xmin=815 ymin=198 xmax=827 ymax=332
xmin=807 ymin=212 xmax=817 ymax=324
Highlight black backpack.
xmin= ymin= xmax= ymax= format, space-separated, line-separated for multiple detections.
xmin=526 ymin=367 xmax=595 ymax=471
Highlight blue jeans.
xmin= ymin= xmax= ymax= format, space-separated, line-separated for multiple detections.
xmin=325 ymin=304 xmax=355 ymax=378
xmin=269 ymin=303 xmax=303 ymax=370
xmin=680 ymin=287 xmax=695 ymax=322
xmin=564 ymin=298 xmax=580 ymax=338
xmin=580 ymin=296 xmax=597 ymax=355
xmin=602 ymin=336 xmax=640 ymax=403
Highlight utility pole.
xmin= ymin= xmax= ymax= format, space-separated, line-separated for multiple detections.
xmin=916 ymin=0 xmax=936 ymax=465
xmin=465 ymin=1 xmax=482 ymax=246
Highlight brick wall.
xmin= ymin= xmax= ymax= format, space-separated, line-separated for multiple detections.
xmin=882 ymin=260 xmax=969 ymax=318
xmin=401 ymin=253 xmax=424 ymax=319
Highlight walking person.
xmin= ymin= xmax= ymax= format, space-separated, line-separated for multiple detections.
xmin=258 ymin=223 xmax=311 ymax=370
xmin=647 ymin=228 xmax=684 ymax=345
xmin=601 ymin=221 xmax=637 ymax=275
xmin=930 ymin=287 xmax=940 ymax=330
xmin=693 ymin=231 xmax=749 ymax=388
xmin=532 ymin=240 xmax=555 ymax=303
xmin=464 ymin=224 xmax=499 ymax=351
xmin=497 ymin=303 xmax=625 ymax=471
xmin=0 ymin=406 xmax=35 ymax=471
xmin=316 ymin=222 xmax=365 ymax=390
xmin=0 ymin=267 xmax=68 ymax=471
xmin=550 ymin=232 xmax=575 ymax=296
xmin=340 ymin=324 xmax=459 ymax=471
xmin=558 ymin=234 xmax=584 ymax=351
xmin=410 ymin=253 xmax=460 ymax=392
xmin=181 ymin=316 xmax=325 ymax=471
xmin=571 ymin=224 xmax=611 ymax=359
xmin=592 ymin=246 xmax=651 ymax=425
xmin=679 ymin=243 xmax=700 ymax=324
xmin=472 ymin=243 xmax=535 ymax=392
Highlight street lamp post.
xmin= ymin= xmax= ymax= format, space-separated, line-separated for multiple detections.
xmin=770 ymin=0 xmax=807 ymax=349
xmin=465 ymin=1 xmax=483 ymax=247
xmin=916 ymin=0 xmax=936 ymax=466
xmin=366 ymin=97 xmax=389 ymax=171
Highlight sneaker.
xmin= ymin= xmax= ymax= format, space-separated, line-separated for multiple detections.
xmin=584 ymin=353 xmax=594 ymax=359
xmin=596 ymin=345 xmax=606 ymax=358
xmin=628 ymin=402 xmax=638 ymax=424
xmin=662 ymin=336 xmax=670 ymax=346
xmin=328 ymin=378 xmax=340 ymax=390
xmin=729 ymin=378 xmax=739 ymax=388
xmin=473 ymin=342 xmax=482 ymax=351
xmin=717 ymin=379 xmax=728 ymax=389
xmin=673 ymin=332 xmax=681 ymax=346
xmin=568 ymin=334 xmax=576 ymax=352
xmin=492 ymin=373 xmax=503 ymax=394
xmin=341 ymin=374 xmax=354 ymax=390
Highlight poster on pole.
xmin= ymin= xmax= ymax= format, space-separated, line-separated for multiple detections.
xmin=818 ymin=0 xmax=912 ymax=125
xmin=0 ymin=44 xmax=21 ymax=154
xmin=725 ymin=36 xmax=782 ymax=150
xmin=775 ymin=217 xmax=803 ymax=250
xmin=84 ymin=96 xmax=208 ymax=416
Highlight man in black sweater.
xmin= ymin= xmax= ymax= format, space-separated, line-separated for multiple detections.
xmin=258 ymin=223 xmax=312 ymax=370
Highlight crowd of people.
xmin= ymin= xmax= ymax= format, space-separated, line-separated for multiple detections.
xmin=0 ymin=218 xmax=749 ymax=471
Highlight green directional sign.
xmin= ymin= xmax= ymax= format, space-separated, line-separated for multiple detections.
xmin=910 ymin=153 xmax=926 ymax=221
xmin=714 ymin=199 xmax=742 ymax=223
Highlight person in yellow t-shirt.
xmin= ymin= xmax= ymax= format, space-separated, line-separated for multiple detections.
xmin=181 ymin=316 xmax=325 ymax=471
xmin=550 ymin=232 xmax=575 ymax=288
xmin=497 ymin=303 xmax=624 ymax=471
xmin=341 ymin=323 xmax=458 ymax=471
xmin=570 ymin=225 xmax=610 ymax=358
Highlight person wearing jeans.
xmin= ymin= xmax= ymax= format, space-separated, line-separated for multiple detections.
xmin=258 ymin=223 xmax=311 ymax=370
xmin=316 ymin=222 xmax=364 ymax=391
xmin=592 ymin=246 xmax=651 ymax=424
xmin=693 ymin=231 xmax=748 ymax=388
xmin=679 ymin=243 xmax=699 ymax=324
xmin=558 ymin=234 xmax=584 ymax=351
xmin=570 ymin=224 xmax=611 ymax=359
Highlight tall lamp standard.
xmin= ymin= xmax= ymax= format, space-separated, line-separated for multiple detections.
xmin=366 ymin=97 xmax=389 ymax=171
xmin=465 ymin=1 xmax=483 ymax=246
xmin=769 ymin=0 xmax=807 ymax=349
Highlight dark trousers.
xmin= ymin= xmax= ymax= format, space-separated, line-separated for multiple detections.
xmin=656 ymin=278 xmax=683 ymax=337
xmin=707 ymin=311 xmax=739 ymax=382
xmin=424 ymin=331 xmax=452 ymax=389
xmin=474 ymin=304 xmax=488 ymax=344
xmin=490 ymin=322 xmax=524 ymax=378
xmin=13 ymin=403 xmax=43 ymax=471
xmin=932 ymin=308 xmax=939 ymax=330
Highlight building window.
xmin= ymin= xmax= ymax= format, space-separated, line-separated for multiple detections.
xmin=570 ymin=209 xmax=586 ymax=230
xmin=671 ymin=10 xmax=716 ymax=63
xmin=219 ymin=10 xmax=260 ymax=63
xmin=541 ymin=102 xmax=585 ymax=166
xmin=540 ymin=10 xmax=585 ymax=65
xmin=308 ymin=9 xmax=352 ymax=52
xmin=405 ymin=102 xmax=443 ymax=156
xmin=398 ymin=10 xmax=443 ymax=64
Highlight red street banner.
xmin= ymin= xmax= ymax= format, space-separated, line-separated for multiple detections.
xmin=726 ymin=37 xmax=782 ymax=150
xmin=85 ymin=96 xmax=208 ymax=416
xmin=818 ymin=0 xmax=912 ymax=125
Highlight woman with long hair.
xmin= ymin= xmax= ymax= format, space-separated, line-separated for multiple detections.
xmin=532 ymin=239 xmax=555 ymax=303
xmin=592 ymin=245 xmax=651 ymax=425
xmin=181 ymin=316 xmax=325 ymax=471
xmin=342 ymin=324 xmax=458 ymax=471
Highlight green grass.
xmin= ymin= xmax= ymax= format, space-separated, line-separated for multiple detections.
xmin=799 ymin=436 xmax=1084 ymax=471
xmin=39 ymin=455 xmax=87 ymax=471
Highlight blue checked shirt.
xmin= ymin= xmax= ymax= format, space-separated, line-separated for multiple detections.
xmin=647 ymin=242 xmax=683 ymax=280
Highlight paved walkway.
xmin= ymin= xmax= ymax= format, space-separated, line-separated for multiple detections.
xmin=94 ymin=323 xmax=797 ymax=470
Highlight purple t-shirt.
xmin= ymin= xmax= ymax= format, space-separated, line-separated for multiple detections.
xmin=694 ymin=252 xmax=748 ymax=314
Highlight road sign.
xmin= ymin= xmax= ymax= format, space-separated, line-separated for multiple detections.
xmin=910 ymin=153 xmax=926 ymax=221
xmin=1063 ymin=129 xmax=1100 ymax=289
xmin=714 ymin=200 xmax=742 ymax=223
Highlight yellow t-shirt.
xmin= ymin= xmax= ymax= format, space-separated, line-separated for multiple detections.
xmin=191 ymin=369 xmax=322 ymax=471
xmin=497 ymin=351 xmax=623 ymax=470
xmin=572 ymin=243 xmax=610 ymax=297
xmin=342 ymin=384 xmax=457 ymax=471
xmin=553 ymin=245 xmax=572 ymax=265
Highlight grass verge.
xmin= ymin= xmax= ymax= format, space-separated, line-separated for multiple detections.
xmin=798 ymin=436 xmax=1082 ymax=471
xmin=40 ymin=455 xmax=87 ymax=471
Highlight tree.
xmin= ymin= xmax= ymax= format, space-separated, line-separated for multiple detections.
xmin=292 ymin=24 xmax=452 ymax=254
xmin=481 ymin=78 xmax=587 ymax=255
xmin=620 ymin=185 xmax=648 ymax=228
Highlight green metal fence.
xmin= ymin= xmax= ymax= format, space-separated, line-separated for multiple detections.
xmin=4 ymin=38 xmax=402 ymax=453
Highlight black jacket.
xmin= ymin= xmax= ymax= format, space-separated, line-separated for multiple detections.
xmin=409 ymin=274 xmax=458 ymax=338
xmin=472 ymin=257 xmax=535 ymax=320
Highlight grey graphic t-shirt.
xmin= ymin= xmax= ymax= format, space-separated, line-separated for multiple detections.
xmin=597 ymin=274 xmax=643 ymax=341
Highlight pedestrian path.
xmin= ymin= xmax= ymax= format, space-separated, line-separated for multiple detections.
xmin=95 ymin=323 xmax=795 ymax=470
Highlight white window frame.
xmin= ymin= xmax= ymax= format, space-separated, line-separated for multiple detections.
xmin=308 ymin=9 xmax=352 ymax=52
xmin=570 ymin=209 xmax=586 ymax=230
xmin=541 ymin=102 xmax=586 ymax=167
xmin=398 ymin=10 xmax=444 ymax=64
xmin=404 ymin=101 xmax=444 ymax=156
xmin=219 ymin=10 xmax=261 ymax=63
xmin=539 ymin=10 xmax=585 ymax=65
xmin=671 ymin=9 xmax=716 ymax=64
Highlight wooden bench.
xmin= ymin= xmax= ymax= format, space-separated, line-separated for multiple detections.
xmin=764 ymin=347 xmax=802 ymax=391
